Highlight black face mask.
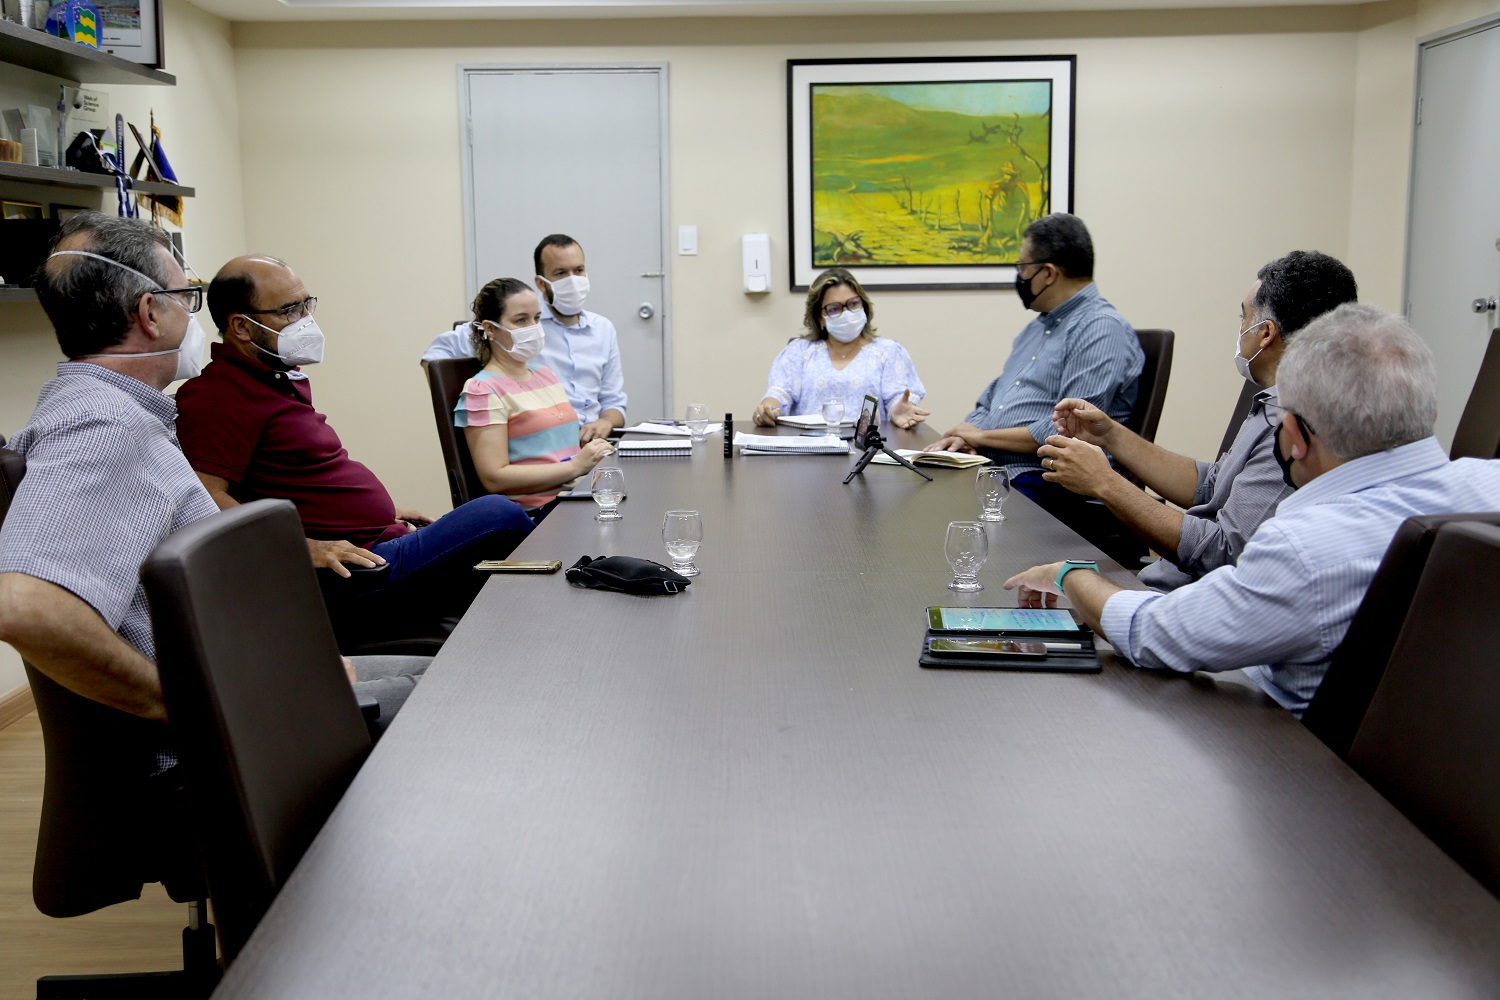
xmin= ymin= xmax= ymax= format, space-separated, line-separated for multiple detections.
xmin=1272 ymin=414 xmax=1309 ymax=491
xmin=1015 ymin=265 xmax=1046 ymax=310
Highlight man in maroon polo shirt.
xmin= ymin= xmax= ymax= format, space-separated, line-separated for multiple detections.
xmin=175 ymin=256 xmax=533 ymax=644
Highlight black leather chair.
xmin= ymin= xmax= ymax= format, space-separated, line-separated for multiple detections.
xmin=142 ymin=499 xmax=374 ymax=964
xmin=1346 ymin=521 xmax=1500 ymax=898
xmin=1300 ymin=511 xmax=1500 ymax=759
xmin=1449 ymin=328 xmax=1500 ymax=460
xmin=1123 ymin=328 xmax=1174 ymax=443
xmin=425 ymin=356 xmax=484 ymax=508
xmin=0 ymin=447 xmax=219 ymax=999
xmin=1216 ymin=380 xmax=1259 ymax=460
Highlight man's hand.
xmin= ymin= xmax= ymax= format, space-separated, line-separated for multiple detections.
xmin=1003 ymin=561 xmax=1066 ymax=608
xmin=890 ymin=389 xmax=931 ymax=430
xmin=753 ymin=398 xmax=783 ymax=427
xmin=395 ymin=508 xmax=433 ymax=528
xmin=579 ymin=418 xmax=614 ymax=444
xmin=1052 ymin=398 xmax=1116 ymax=447
xmin=307 ymin=538 xmax=386 ymax=579
xmin=1037 ymin=435 xmax=1118 ymax=498
xmin=924 ymin=434 xmax=978 ymax=454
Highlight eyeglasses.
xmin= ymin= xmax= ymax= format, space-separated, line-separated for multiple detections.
xmin=242 ymin=296 xmax=318 ymax=323
xmin=1262 ymin=400 xmax=1317 ymax=437
xmin=156 ymin=285 xmax=204 ymax=313
xmin=822 ymin=296 xmax=865 ymax=319
xmin=1017 ymin=259 xmax=1051 ymax=274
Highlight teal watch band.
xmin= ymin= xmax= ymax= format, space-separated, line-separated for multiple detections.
xmin=1054 ymin=560 xmax=1099 ymax=592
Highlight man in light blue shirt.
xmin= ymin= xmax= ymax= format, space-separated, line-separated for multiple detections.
xmin=422 ymin=234 xmax=627 ymax=444
xmin=1005 ymin=303 xmax=1500 ymax=715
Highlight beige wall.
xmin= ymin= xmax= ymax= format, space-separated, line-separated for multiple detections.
xmin=0 ymin=0 xmax=246 ymax=695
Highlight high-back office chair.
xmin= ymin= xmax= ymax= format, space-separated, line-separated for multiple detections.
xmin=1123 ymin=328 xmax=1174 ymax=443
xmin=1217 ymin=380 xmax=1259 ymax=459
xmin=142 ymin=499 xmax=373 ymax=964
xmin=1300 ymin=510 xmax=1500 ymax=759
xmin=0 ymin=447 xmax=219 ymax=1000
xmin=425 ymin=356 xmax=484 ymax=508
xmin=1449 ymin=328 xmax=1500 ymax=460
xmin=1346 ymin=521 xmax=1500 ymax=898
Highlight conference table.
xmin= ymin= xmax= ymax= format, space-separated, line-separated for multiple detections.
xmin=213 ymin=423 xmax=1500 ymax=998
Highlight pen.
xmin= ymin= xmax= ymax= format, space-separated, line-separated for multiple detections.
xmin=646 ymin=419 xmax=678 ymax=426
xmin=1042 ymin=642 xmax=1084 ymax=652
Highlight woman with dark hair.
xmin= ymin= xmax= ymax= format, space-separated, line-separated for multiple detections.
xmin=752 ymin=267 xmax=929 ymax=428
xmin=454 ymin=278 xmax=613 ymax=511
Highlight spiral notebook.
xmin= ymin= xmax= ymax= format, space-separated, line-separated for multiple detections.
xmin=615 ymin=439 xmax=694 ymax=458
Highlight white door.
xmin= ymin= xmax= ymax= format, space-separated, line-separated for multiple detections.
xmin=1405 ymin=17 xmax=1500 ymax=449
xmin=462 ymin=64 xmax=670 ymax=420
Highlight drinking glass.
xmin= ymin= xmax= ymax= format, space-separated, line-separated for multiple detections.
xmin=662 ymin=509 xmax=703 ymax=577
xmin=684 ymin=403 xmax=711 ymax=442
xmin=975 ymin=466 xmax=1010 ymax=522
xmin=590 ymin=466 xmax=625 ymax=521
xmin=945 ymin=521 xmax=987 ymax=592
xmin=820 ymin=399 xmax=846 ymax=434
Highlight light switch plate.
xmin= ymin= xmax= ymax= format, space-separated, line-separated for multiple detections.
xmin=678 ymin=224 xmax=698 ymax=255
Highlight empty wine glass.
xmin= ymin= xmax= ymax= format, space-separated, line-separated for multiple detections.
xmin=821 ymin=399 xmax=845 ymax=435
xmin=684 ymin=403 xmax=710 ymax=442
xmin=976 ymin=466 xmax=1010 ymax=522
xmin=662 ymin=510 xmax=703 ymax=577
xmin=945 ymin=521 xmax=987 ymax=592
xmin=590 ymin=465 xmax=625 ymax=521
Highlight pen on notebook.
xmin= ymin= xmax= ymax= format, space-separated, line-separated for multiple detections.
xmin=1042 ymin=642 xmax=1084 ymax=652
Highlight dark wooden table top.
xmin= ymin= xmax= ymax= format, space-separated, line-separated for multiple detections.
xmin=212 ymin=423 xmax=1500 ymax=999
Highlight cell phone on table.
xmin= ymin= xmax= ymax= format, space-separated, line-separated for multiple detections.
xmin=926 ymin=606 xmax=1088 ymax=636
xmin=927 ymin=638 xmax=1048 ymax=658
xmin=474 ymin=559 xmax=563 ymax=573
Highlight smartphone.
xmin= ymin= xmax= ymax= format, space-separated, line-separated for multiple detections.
xmin=852 ymin=393 xmax=880 ymax=449
xmin=926 ymin=606 xmax=1086 ymax=635
xmin=474 ymin=559 xmax=563 ymax=573
xmin=928 ymin=638 xmax=1048 ymax=658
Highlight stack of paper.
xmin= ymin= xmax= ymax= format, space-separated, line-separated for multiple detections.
xmin=869 ymin=449 xmax=992 ymax=469
xmin=775 ymin=414 xmax=854 ymax=430
xmin=615 ymin=438 xmax=693 ymax=457
xmin=733 ymin=432 xmax=850 ymax=456
xmin=622 ymin=422 xmax=696 ymax=436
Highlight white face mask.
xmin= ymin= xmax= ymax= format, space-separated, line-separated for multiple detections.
xmin=824 ymin=309 xmax=866 ymax=343
xmin=245 ymin=314 xmax=326 ymax=367
xmin=539 ymin=273 xmax=589 ymax=316
xmin=52 ymin=249 xmax=205 ymax=380
xmin=486 ymin=320 xmax=545 ymax=363
xmin=1233 ymin=319 xmax=1271 ymax=386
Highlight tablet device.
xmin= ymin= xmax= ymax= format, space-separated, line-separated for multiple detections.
xmin=925 ymin=606 xmax=1090 ymax=637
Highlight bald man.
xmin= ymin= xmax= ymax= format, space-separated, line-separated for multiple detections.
xmin=175 ymin=256 xmax=534 ymax=647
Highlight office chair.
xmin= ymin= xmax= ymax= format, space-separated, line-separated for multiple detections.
xmin=1346 ymin=520 xmax=1500 ymax=898
xmin=142 ymin=499 xmax=373 ymax=964
xmin=1449 ymin=328 xmax=1500 ymax=460
xmin=1216 ymin=380 xmax=1260 ymax=460
xmin=1122 ymin=328 xmax=1174 ymax=443
xmin=1300 ymin=510 xmax=1500 ymax=759
xmin=425 ymin=356 xmax=484 ymax=508
xmin=0 ymin=447 xmax=219 ymax=1000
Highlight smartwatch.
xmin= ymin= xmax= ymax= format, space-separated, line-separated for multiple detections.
xmin=1054 ymin=560 xmax=1100 ymax=592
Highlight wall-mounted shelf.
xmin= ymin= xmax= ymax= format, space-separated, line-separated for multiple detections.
xmin=0 ymin=19 xmax=174 ymax=86
xmin=0 ymin=161 xmax=194 ymax=197
xmin=0 ymin=287 xmax=38 ymax=304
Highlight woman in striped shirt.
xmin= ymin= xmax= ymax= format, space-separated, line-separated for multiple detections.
xmin=455 ymin=277 xmax=613 ymax=511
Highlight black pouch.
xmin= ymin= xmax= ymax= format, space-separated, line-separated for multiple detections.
xmin=565 ymin=555 xmax=691 ymax=596
xmin=65 ymin=131 xmax=118 ymax=175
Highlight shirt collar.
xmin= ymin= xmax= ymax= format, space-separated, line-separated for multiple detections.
xmin=1277 ymin=436 xmax=1450 ymax=514
xmin=1249 ymin=384 xmax=1278 ymax=414
xmin=1039 ymin=282 xmax=1099 ymax=330
xmin=540 ymin=297 xmax=591 ymax=331
xmin=209 ymin=340 xmax=308 ymax=389
xmin=56 ymin=360 xmax=179 ymax=429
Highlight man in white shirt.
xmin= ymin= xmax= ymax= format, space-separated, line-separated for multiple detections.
xmin=422 ymin=234 xmax=627 ymax=444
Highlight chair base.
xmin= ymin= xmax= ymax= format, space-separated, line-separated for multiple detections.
xmin=37 ymin=911 xmax=220 ymax=1000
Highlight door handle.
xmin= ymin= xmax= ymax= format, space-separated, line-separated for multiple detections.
xmin=640 ymin=271 xmax=665 ymax=278
xmin=1473 ymin=297 xmax=1497 ymax=313
xmin=638 ymin=302 xmax=656 ymax=320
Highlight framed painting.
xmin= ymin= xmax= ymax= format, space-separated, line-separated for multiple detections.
xmin=787 ymin=56 xmax=1075 ymax=291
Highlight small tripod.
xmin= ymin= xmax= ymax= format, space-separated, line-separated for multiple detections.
xmin=843 ymin=425 xmax=934 ymax=485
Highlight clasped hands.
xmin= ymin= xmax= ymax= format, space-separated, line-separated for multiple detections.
xmin=753 ymin=389 xmax=929 ymax=429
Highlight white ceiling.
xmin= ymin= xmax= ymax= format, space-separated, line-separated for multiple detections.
xmin=191 ymin=0 xmax=1360 ymax=24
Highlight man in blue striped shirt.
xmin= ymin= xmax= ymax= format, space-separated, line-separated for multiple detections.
xmin=1005 ymin=302 xmax=1500 ymax=715
xmin=926 ymin=214 xmax=1144 ymax=556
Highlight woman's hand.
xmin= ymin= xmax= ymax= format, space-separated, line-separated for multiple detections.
xmin=574 ymin=438 xmax=614 ymax=473
xmin=890 ymin=389 xmax=930 ymax=430
xmin=753 ymin=397 xmax=783 ymax=427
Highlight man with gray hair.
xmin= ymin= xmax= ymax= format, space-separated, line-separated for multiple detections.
xmin=1001 ymin=302 xmax=1500 ymax=715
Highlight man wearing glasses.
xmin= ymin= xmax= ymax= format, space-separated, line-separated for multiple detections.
xmin=1003 ymin=303 xmax=1500 ymax=716
xmin=175 ymin=255 xmax=534 ymax=647
xmin=1038 ymin=251 xmax=1358 ymax=591
xmin=926 ymin=213 xmax=1144 ymax=558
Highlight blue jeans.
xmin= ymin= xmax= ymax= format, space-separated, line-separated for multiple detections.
xmin=370 ymin=493 xmax=533 ymax=586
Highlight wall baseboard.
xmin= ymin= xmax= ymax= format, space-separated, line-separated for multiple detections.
xmin=0 ymin=683 xmax=35 ymax=730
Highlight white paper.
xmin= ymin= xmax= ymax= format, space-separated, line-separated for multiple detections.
xmin=622 ymin=423 xmax=694 ymax=437
xmin=775 ymin=413 xmax=854 ymax=429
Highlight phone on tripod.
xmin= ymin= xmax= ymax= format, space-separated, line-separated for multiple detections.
xmin=852 ymin=394 xmax=879 ymax=449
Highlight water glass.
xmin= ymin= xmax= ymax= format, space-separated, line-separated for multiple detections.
xmin=684 ymin=402 xmax=710 ymax=442
xmin=945 ymin=521 xmax=987 ymax=592
xmin=975 ymin=466 xmax=1010 ymax=522
xmin=821 ymin=399 xmax=846 ymax=434
xmin=590 ymin=466 xmax=625 ymax=521
xmin=662 ymin=509 xmax=703 ymax=577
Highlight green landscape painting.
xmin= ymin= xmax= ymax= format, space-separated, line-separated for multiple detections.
xmin=810 ymin=81 xmax=1053 ymax=268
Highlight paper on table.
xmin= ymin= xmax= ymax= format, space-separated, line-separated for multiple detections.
xmin=869 ymin=449 xmax=991 ymax=468
xmin=616 ymin=438 xmax=693 ymax=452
xmin=733 ymin=432 xmax=849 ymax=455
xmin=622 ymin=423 xmax=694 ymax=436
xmin=775 ymin=414 xmax=854 ymax=429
